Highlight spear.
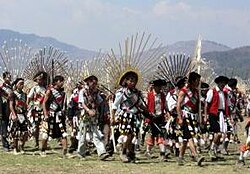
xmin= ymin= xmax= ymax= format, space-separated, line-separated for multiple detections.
xmin=51 ymin=58 xmax=54 ymax=83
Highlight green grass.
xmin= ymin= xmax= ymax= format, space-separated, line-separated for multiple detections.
xmin=0 ymin=121 xmax=249 ymax=174
xmin=0 ymin=150 xmax=248 ymax=174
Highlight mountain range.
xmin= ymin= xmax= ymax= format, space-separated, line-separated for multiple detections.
xmin=0 ymin=29 xmax=249 ymax=79
xmin=0 ymin=29 xmax=97 ymax=59
xmin=165 ymin=40 xmax=231 ymax=55
xmin=203 ymin=46 xmax=250 ymax=79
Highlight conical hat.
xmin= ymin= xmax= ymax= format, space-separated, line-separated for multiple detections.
xmin=119 ymin=70 xmax=139 ymax=86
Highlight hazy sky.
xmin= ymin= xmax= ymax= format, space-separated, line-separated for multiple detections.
xmin=0 ymin=0 xmax=249 ymax=51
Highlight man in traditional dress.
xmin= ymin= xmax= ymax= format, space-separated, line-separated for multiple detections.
xmin=9 ymin=78 xmax=29 ymax=154
xmin=42 ymin=75 xmax=68 ymax=157
xmin=77 ymin=75 xmax=109 ymax=160
xmin=199 ymin=82 xmax=210 ymax=150
xmin=98 ymin=92 xmax=111 ymax=150
xmin=67 ymin=83 xmax=82 ymax=153
xmin=223 ymin=78 xmax=238 ymax=154
xmin=27 ymin=71 xmax=48 ymax=149
xmin=176 ymin=72 xmax=204 ymax=166
xmin=204 ymin=76 xmax=229 ymax=159
xmin=145 ymin=79 xmax=168 ymax=161
xmin=165 ymin=76 xmax=187 ymax=157
xmin=0 ymin=72 xmax=13 ymax=152
xmin=111 ymin=71 xmax=147 ymax=163
xmin=140 ymin=81 xmax=154 ymax=147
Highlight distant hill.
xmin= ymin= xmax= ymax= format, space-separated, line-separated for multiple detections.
xmin=202 ymin=46 xmax=250 ymax=79
xmin=0 ymin=29 xmax=98 ymax=59
xmin=1 ymin=29 xmax=249 ymax=79
xmin=0 ymin=29 xmax=233 ymax=59
xmin=164 ymin=40 xmax=231 ymax=56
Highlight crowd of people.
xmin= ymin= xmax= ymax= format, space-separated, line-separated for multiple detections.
xmin=0 ymin=70 xmax=249 ymax=167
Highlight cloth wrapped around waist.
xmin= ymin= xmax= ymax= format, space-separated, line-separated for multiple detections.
xmin=182 ymin=109 xmax=198 ymax=120
xmin=182 ymin=106 xmax=197 ymax=114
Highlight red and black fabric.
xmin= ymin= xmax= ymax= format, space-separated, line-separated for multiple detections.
xmin=207 ymin=88 xmax=229 ymax=117
xmin=180 ymin=86 xmax=200 ymax=140
xmin=47 ymin=88 xmax=67 ymax=138
xmin=146 ymin=91 xmax=166 ymax=123
xmin=0 ymin=83 xmax=12 ymax=120
xmin=146 ymin=91 xmax=166 ymax=145
xmin=180 ymin=85 xmax=199 ymax=113
xmin=67 ymin=94 xmax=80 ymax=120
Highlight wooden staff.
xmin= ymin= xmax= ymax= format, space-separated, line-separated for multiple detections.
xmin=106 ymin=72 xmax=117 ymax=153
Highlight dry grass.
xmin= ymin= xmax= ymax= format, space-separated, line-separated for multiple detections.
xmin=0 ymin=121 xmax=249 ymax=174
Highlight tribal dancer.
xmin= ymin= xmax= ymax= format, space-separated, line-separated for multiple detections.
xmin=27 ymin=71 xmax=48 ymax=149
xmin=166 ymin=76 xmax=187 ymax=157
xmin=77 ymin=75 xmax=109 ymax=160
xmin=199 ymin=82 xmax=210 ymax=150
xmin=111 ymin=71 xmax=147 ymax=163
xmin=156 ymin=54 xmax=200 ymax=162
xmin=145 ymin=79 xmax=168 ymax=162
xmin=176 ymin=72 xmax=204 ymax=166
xmin=98 ymin=92 xmax=111 ymax=150
xmin=223 ymin=78 xmax=238 ymax=154
xmin=9 ymin=78 xmax=29 ymax=154
xmin=67 ymin=83 xmax=82 ymax=153
xmin=42 ymin=75 xmax=68 ymax=157
xmin=204 ymin=76 xmax=229 ymax=159
xmin=0 ymin=72 xmax=13 ymax=152
xmin=105 ymin=32 xmax=164 ymax=162
xmin=140 ymin=81 xmax=154 ymax=147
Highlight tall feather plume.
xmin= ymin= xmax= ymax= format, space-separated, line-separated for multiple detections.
xmin=104 ymin=32 xmax=165 ymax=91
xmin=64 ymin=51 xmax=106 ymax=93
xmin=191 ymin=35 xmax=216 ymax=86
xmin=81 ymin=51 xmax=106 ymax=85
xmin=21 ymin=46 xmax=69 ymax=93
xmin=64 ymin=59 xmax=85 ymax=94
xmin=198 ymin=59 xmax=217 ymax=86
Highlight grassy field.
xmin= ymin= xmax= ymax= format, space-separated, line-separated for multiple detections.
xmin=0 ymin=121 xmax=249 ymax=174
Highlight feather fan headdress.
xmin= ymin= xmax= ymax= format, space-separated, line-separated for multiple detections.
xmin=104 ymin=32 xmax=165 ymax=91
xmin=156 ymin=53 xmax=194 ymax=86
xmin=22 ymin=46 xmax=69 ymax=81
xmin=22 ymin=46 xmax=69 ymax=92
xmin=64 ymin=52 xmax=106 ymax=93
xmin=0 ymin=39 xmax=33 ymax=80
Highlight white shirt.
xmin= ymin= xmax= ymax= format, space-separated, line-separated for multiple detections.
xmin=206 ymin=86 xmax=225 ymax=110
xmin=27 ymin=85 xmax=46 ymax=98
xmin=247 ymin=100 xmax=250 ymax=110
xmin=166 ymin=90 xmax=178 ymax=112
xmin=112 ymin=88 xmax=141 ymax=114
xmin=154 ymin=93 xmax=162 ymax=116
xmin=78 ymin=88 xmax=103 ymax=108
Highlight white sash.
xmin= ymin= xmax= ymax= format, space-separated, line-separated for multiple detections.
xmin=219 ymin=111 xmax=227 ymax=133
